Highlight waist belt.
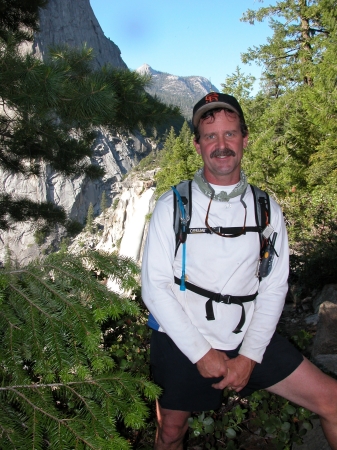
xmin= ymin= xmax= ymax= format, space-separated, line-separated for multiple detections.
xmin=174 ymin=276 xmax=257 ymax=334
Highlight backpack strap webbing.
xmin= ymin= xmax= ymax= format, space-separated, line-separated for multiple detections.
xmin=174 ymin=276 xmax=257 ymax=333
xmin=173 ymin=180 xmax=192 ymax=256
xmin=250 ymin=185 xmax=270 ymax=250
xmin=173 ymin=182 xmax=271 ymax=255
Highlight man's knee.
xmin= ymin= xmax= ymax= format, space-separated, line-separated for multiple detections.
xmin=318 ymin=377 xmax=337 ymax=418
xmin=157 ymin=419 xmax=188 ymax=444
xmin=156 ymin=404 xmax=190 ymax=445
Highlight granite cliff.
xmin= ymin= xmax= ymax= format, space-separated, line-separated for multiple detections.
xmin=23 ymin=0 xmax=127 ymax=70
xmin=1 ymin=0 xmax=156 ymax=265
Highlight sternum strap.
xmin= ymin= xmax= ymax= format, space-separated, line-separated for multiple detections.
xmin=174 ymin=277 xmax=257 ymax=334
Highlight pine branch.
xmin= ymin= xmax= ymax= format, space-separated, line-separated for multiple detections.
xmin=0 ymin=250 xmax=157 ymax=449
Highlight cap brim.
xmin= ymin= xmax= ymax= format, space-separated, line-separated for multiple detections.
xmin=193 ymin=102 xmax=240 ymax=127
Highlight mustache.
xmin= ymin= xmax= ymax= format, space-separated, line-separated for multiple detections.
xmin=210 ymin=148 xmax=236 ymax=158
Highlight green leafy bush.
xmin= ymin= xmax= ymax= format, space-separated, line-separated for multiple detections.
xmin=187 ymin=390 xmax=314 ymax=450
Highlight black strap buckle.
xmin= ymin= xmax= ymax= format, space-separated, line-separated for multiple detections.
xmin=206 ymin=294 xmax=232 ymax=321
xmin=220 ymin=294 xmax=231 ymax=305
xmin=212 ymin=293 xmax=231 ymax=305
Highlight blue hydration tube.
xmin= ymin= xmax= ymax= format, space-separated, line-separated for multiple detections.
xmin=171 ymin=186 xmax=187 ymax=291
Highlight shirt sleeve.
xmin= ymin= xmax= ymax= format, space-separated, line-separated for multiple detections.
xmin=141 ymin=193 xmax=212 ymax=364
xmin=238 ymin=198 xmax=289 ymax=363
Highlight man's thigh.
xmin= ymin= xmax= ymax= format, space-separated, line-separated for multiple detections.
xmin=240 ymin=332 xmax=304 ymax=397
xmin=266 ymin=356 xmax=337 ymax=415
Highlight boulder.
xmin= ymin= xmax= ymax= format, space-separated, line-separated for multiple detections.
xmin=312 ymin=284 xmax=337 ymax=313
xmin=312 ymin=301 xmax=337 ymax=358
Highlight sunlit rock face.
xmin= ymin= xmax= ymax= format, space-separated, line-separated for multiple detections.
xmin=23 ymin=0 xmax=127 ymax=69
xmin=67 ymin=169 xmax=156 ymax=294
xmin=71 ymin=170 xmax=157 ymax=262
xmin=0 ymin=133 xmax=156 ymax=265
xmin=96 ymin=180 xmax=155 ymax=262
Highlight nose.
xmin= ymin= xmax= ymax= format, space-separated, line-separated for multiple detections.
xmin=217 ymin=134 xmax=227 ymax=149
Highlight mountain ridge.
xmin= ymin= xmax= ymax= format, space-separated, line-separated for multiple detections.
xmin=136 ymin=63 xmax=220 ymax=119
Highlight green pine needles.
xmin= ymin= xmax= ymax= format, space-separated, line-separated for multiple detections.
xmin=0 ymin=250 xmax=160 ymax=449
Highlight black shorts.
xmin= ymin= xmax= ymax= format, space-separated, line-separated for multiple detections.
xmin=150 ymin=330 xmax=304 ymax=411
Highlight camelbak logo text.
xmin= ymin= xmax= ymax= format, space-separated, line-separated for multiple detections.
xmin=190 ymin=228 xmax=207 ymax=233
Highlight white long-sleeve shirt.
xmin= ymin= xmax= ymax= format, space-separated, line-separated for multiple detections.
xmin=141 ymin=181 xmax=289 ymax=364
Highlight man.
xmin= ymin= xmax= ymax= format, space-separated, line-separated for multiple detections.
xmin=141 ymin=93 xmax=337 ymax=450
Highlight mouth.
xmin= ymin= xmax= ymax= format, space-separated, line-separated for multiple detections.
xmin=210 ymin=148 xmax=235 ymax=158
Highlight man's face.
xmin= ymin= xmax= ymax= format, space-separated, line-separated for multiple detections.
xmin=193 ymin=110 xmax=248 ymax=186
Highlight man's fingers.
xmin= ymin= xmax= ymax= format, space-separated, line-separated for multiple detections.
xmin=212 ymin=378 xmax=228 ymax=390
xmin=212 ymin=368 xmax=230 ymax=389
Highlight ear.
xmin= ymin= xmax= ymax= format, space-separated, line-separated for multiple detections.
xmin=193 ymin=138 xmax=201 ymax=155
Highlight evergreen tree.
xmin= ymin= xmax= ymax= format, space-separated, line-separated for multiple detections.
xmin=0 ymin=0 xmax=180 ymax=232
xmin=86 ymin=202 xmax=94 ymax=233
xmin=0 ymin=3 xmax=174 ymax=446
xmin=155 ymin=122 xmax=202 ymax=197
xmin=241 ymin=0 xmax=330 ymax=93
xmin=236 ymin=0 xmax=337 ymax=290
xmin=3 ymin=244 xmax=12 ymax=270
xmin=221 ymin=66 xmax=256 ymax=104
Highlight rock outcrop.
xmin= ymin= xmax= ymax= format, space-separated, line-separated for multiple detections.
xmin=69 ymin=170 xmax=156 ymax=265
xmin=311 ymin=284 xmax=337 ymax=376
xmin=23 ymin=0 xmax=127 ymax=69
xmin=0 ymin=130 xmax=156 ymax=265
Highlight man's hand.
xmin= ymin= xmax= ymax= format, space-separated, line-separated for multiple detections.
xmin=196 ymin=349 xmax=229 ymax=379
xmin=212 ymin=354 xmax=256 ymax=392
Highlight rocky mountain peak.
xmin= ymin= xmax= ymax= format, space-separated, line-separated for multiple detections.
xmin=136 ymin=64 xmax=219 ymax=119
xmin=136 ymin=63 xmax=159 ymax=76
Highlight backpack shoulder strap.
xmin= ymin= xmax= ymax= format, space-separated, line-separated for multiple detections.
xmin=173 ymin=180 xmax=192 ymax=256
xmin=250 ymin=184 xmax=271 ymax=246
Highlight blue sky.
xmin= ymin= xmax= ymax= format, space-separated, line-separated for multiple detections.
xmin=89 ymin=0 xmax=276 ymax=92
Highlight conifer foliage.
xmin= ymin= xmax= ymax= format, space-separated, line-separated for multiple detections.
xmin=0 ymin=250 xmax=159 ymax=449
xmin=236 ymin=0 xmax=337 ymax=290
xmin=155 ymin=122 xmax=203 ymax=197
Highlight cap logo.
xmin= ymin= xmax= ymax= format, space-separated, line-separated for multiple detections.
xmin=205 ymin=93 xmax=219 ymax=103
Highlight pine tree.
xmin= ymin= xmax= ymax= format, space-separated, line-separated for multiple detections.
xmin=0 ymin=3 xmax=171 ymax=447
xmin=86 ymin=202 xmax=94 ymax=233
xmin=0 ymin=1 xmax=180 ymax=232
xmin=155 ymin=122 xmax=202 ymax=197
xmin=235 ymin=0 xmax=337 ymax=290
xmin=241 ymin=0 xmax=329 ymax=93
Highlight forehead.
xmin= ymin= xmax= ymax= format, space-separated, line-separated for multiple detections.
xmin=199 ymin=109 xmax=240 ymax=133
